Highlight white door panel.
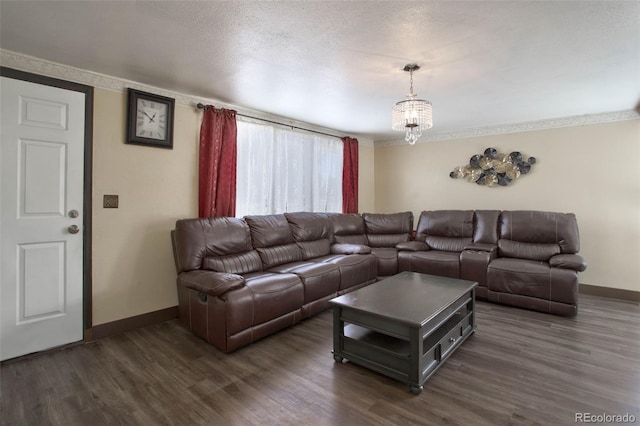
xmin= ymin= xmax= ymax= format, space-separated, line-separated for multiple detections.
xmin=20 ymin=241 xmax=66 ymax=322
xmin=1 ymin=76 xmax=85 ymax=361
xmin=20 ymin=96 xmax=68 ymax=130
xmin=21 ymin=139 xmax=67 ymax=216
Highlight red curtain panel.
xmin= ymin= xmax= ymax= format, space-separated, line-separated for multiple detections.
xmin=342 ymin=137 xmax=359 ymax=213
xmin=199 ymin=107 xmax=238 ymax=217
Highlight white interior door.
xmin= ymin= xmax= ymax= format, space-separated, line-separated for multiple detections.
xmin=0 ymin=76 xmax=85 ymax=361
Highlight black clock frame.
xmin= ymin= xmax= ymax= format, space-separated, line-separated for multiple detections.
xmin=126 ymin=88 xmax=175 ymax=149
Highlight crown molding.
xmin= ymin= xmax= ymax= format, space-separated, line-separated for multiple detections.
xmin=0 ymin=49 xmax=378 ymax=146
xmin=376 ymin=109 xmax=639 ymax=147
xmin=3 ymin=49 xmax=631 ymax=149
xmin=1 ymin=49 xmax=198 ymax=104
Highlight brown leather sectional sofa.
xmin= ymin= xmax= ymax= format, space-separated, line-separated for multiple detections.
xmin=172 ymin=210 xmax=586 ymax=353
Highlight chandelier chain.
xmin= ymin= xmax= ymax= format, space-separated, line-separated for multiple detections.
xmin=409 ymin=69 xmax=414 ymax=95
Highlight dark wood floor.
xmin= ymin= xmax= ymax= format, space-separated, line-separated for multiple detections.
xmin=2 ymin=294 xmax=639 ymax=426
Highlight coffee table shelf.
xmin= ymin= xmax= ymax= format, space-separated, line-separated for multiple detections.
xmin=330 ymin=272 xmax=477 ymax=394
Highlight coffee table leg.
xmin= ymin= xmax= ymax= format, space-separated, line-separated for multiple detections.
xmin=410 ymin=385 xmax=423 ymax=395
xmin=332 ymin=307 xmax=345 ymax=363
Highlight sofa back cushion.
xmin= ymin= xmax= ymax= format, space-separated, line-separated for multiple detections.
xmin=245 ymin=214 xmax=294 ymax=247
xmin=256 ymin=243 xmax=304 ymax=269
xmin=285 ymin=212 xmax=332 ymax=241
xmin=498 ymin=211 xmax=580 ymax=260
xmin=425 ymin=236 xmax=469 ymax=253
xmin=473 ymin=210 xmax=501 ymax=244
xmin=174 ymin=217 xmax=262 ymax=274
xmin=335 ymin=234 xmax=369 ymax=245
xmin=202 ymin=252 xmax=264 ymax=275
xmin=244 ymin=214 xmax=302 ymax=268
xmin=285 ymin=212 xmax=332 ymax=259
xmin=416 ymin=210 xmax=474 ymax=252
xmin=363 ymin=212 xmax=413 ymax=248
xmin=498 ymin=240 xmax=560 ymax=261
xmin=328 ymin=213 xmax=369 ymax=245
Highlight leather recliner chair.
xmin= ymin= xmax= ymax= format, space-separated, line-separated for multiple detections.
xmin=486 ymin=211 xmax=587 ymax=316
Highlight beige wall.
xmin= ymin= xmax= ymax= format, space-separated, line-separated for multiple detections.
xmin=92 ymin=88 xmax=199 ymax=325
xmin=374 ymin=119 xmax=640 ymax=292
xmin=91 ymin=88 xmax=376 ymax=325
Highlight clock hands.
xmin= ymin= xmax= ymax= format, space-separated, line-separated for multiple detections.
xmin=142 ymin=111 xmax=157 ymax=123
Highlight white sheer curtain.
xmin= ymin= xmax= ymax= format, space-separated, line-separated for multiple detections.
xmin=236 ymin=121 xmax=343 ymax=217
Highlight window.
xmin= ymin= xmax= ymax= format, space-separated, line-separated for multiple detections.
xmin=236 ymin=121 xmax=343 ymax=217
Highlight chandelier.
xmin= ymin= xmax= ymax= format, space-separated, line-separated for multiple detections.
xmin=391 ymin=64 xmax=433 ymax=145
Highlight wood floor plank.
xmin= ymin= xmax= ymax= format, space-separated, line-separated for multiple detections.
xmin=1 ymin=294 xmax=638 ymax=425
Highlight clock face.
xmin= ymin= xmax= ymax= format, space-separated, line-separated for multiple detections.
xmin=135 ymin=98 xmax=168 ymax=140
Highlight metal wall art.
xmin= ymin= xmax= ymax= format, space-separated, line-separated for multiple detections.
xmin=449 ymin=147 xmax=536 ymax=187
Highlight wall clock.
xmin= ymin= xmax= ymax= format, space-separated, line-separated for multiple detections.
xmin=126 ymin=88 xmax=175 ymax=149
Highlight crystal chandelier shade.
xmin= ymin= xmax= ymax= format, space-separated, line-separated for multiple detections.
xmin=391 ymin=64 xmax=433 ymax=145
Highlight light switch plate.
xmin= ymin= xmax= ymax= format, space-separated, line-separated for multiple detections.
xmin=103 ymin=194 xmax=119 ymax=208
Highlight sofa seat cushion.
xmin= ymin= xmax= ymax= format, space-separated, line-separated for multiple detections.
xmin=221 ymin=272 xmax=303 ymax=335
xmin=267 ymin=262 xmax=340 ymax=302
xmin=312 ymin=254 xmax=377 ymax=291
xmin=371 ymin=247 xmax=399 ymax=276
xmin=487 ymin=258 xmax=577 ymax=304
xmin=398 ymin=251 xmax=460 ymax=279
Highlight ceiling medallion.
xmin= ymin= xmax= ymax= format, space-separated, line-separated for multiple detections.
xmin=391 ymin=64 xmax=433 ymax=145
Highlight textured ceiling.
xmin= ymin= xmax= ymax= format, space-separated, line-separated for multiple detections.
xmin=1 ymin=1 xmax=638 ymax=142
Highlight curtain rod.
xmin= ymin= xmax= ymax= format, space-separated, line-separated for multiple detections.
xmin=196 ymin=103 xmax=343 ymax=140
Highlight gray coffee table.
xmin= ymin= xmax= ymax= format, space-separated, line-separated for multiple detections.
xmin=329 ymin=271 xmax=477 ymax=394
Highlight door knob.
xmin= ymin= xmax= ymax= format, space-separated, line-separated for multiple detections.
xmin=68 ymin=224 xmax=80 ymax=234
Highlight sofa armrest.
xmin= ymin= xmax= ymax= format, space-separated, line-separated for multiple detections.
xmin=396 ymin=241 xmax=429 ymax=252
xmin=177 ymin=271 xmax=245 ymax=297
xmin=464 ymin=243 xmax=498 ymax=254
xmin=331 ymin=243 xmax=372 ymax=255
xmin=550 ymin=254 xmax=587 ymax=272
